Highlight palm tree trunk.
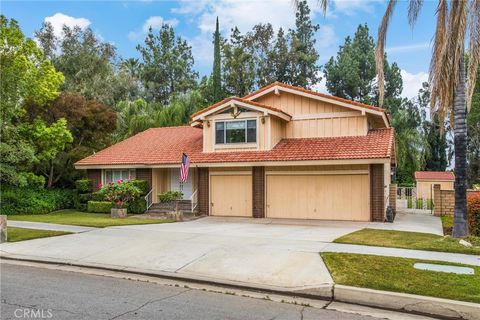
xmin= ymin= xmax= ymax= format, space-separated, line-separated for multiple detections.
xmin=452 ymin=54 xmax=469 ymax=238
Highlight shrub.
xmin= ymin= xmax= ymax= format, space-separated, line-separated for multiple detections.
xmin=158 ymin=191 xmax=183 ymax=203
xmin=75 ymin=179 xmax=92 ymax=193
xmin=127 ymin=197 xmax=147 ymax=214
xmin=1 ymin=187 xmax=74 ymax=215
xmin=78 ymin=193 xmax=93 ymax=203
xmin=467 ymin=192 xmax=480 ymax=236
xmin=92 ymin=191 xmax=105 ymax=201
xmin=130 ymin=180 xmax=149 ymax=196
xmin=87 ymin=201 xmax=114 ymax=213
xmin=100 ymin=180 xmax=141 ymax=208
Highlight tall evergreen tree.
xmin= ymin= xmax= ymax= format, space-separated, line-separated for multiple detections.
xmin=288 ymin=0 xmax=321 ymax=88
xmin=324 ymin=24 xmax=376 ymax=104
xmin=270 ymin=28 xmax=290 ymax=83
xmin=212 ymin=17 xmax=222 ymax=102
xmin=223 ymin=27 xmax=255 ymax=96
xmin=137 ymin=24 xmax=198 ymax=104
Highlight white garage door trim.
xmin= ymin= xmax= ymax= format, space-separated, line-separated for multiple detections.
xmin=265 ymin=172 xmax=370 ymax=221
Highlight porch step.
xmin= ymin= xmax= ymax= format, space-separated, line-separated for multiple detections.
xmin=147 ymin=200 xmax=195 ymax=214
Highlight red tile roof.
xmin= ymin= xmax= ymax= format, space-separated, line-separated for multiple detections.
xmin=415 ymin=171 xmax=455 ymax=181
xmin=243 ymin=82 xmax=386 ymax=113
xmin=75 ymin=126 xmax=394 ymax=167
xmin=191 ymin=96 xmax=291 ymax=120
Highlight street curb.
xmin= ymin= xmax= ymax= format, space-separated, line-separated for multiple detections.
xmin=334 ymin=285 xmax=480 ymax=320
xmin=0 ymin=254 xmax=333 ymax=300
xmin=1 ymin=255 xmax=478 ymax=320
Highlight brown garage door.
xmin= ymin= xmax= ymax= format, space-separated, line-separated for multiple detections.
xmin=210 ymin=174 xmax=252 ymax=217
xmin=266 ymin=174 xmax=369 ymax=221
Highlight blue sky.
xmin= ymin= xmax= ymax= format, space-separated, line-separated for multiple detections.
xmin=2 ymin=0 xmax=438 ymax=99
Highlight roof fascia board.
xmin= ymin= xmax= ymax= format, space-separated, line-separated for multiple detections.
xmin=191 ymin=99 xmax=291 ymax=122
xmin=246 ymin=85 xmax=389 ymax=127
xmin=75 ymin=158 xmax=390 ymax=169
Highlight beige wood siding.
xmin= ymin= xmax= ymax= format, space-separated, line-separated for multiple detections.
xmin=152 ymin=168 xmax=170 ymax=203
xmin=255 ymin=92 xmax=368 ymax=138
xmin=210 ymin=173 xmax=252 ymax=217
xmin=286 ymin=116 xmax=367 ymax=138
xmin=416 ymin=180 xmax=454 ymax=199
xmin=256 ymin=91 xmax=349 ymax=114
xmin=269 ymin=116 xmax=286 ymax=148
xmin=266 ymin=173 xmax=370 ymax=221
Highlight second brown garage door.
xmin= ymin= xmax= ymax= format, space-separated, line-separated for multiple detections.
xmin=266 ymin=174 xmax=370 ymax=221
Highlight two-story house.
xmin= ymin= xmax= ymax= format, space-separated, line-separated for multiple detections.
xmin=75 ymin=82 xmax=395 ymax=221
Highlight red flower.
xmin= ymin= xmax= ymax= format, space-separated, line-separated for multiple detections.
xmin=128 ymin=175 xmax=133 ymax=180
xmin=118 ymin=179 xmax=123 ymax=183
xmin=98 ymin=183 xmax=103 ymax=188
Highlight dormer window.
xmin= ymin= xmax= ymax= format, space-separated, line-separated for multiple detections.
xmin=215 ymin=119 xmax=257 ymax=144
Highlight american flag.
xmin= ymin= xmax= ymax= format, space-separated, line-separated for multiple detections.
xmin=180 ymin=153 xmax=190 ymax=182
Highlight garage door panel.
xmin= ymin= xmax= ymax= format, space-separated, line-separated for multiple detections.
xmin=266 ymin=174 xmax=369 ymax=221
xmin=211 ymin=175 xmax=252 ymax=217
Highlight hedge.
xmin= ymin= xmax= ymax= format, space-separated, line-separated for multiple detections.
xmin=87 ymin=201 xmax=114 ymax=213
xmin=467 ymin=192 xmax=480 ymax=236
xmin=1 ymin=187 xmax=74 ymax=215
xmin=127 ymin=197 xmax=147 ymax=214
xmin=75 ymin=179 xmax=92 ymax=193
xmin=158 ymin=191 xmax=183 ymax=203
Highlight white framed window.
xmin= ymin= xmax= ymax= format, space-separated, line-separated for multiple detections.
xmin=215 ymin=119 xmax=257 ymax=144
xmin=103 ymin=169 xmax=136 ymax=184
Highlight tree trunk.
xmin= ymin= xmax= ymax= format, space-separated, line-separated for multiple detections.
xmin=47 ymin=159 xmax=54 ymax=188
xmin=452 ymin=54 xmax=469 ymax=238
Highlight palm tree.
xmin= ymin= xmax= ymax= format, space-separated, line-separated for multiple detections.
xmin=312 ymin=0 xmax=479 ymax=237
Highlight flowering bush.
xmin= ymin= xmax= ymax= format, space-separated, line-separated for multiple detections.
xmin=99 ymin=179 xmax=141 ymax=209
xmin=467 ymin=192 xmax=480 ymax=236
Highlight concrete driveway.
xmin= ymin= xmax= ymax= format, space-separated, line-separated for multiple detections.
xmin=0 ymin=217 xmax=370 ymax=295
xmin=0 ymin=213 xmax=443 ymax=294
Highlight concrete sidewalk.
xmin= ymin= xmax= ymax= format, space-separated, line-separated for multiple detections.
xmin=7 ymin=220 xmax=96 ymax=233
xmin=322 ymin=243 xmax=480 ymax=266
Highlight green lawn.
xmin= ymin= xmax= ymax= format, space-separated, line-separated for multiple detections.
xmin=8 ymin=210 xmax=174 ymax=228
xmin=7 ymin=227 xmax=71 ymax=242
xmin=441 ymin=215 xmax=453 ymax=235
xmin=334 ymin=228 xmax=480 ymax=255
xmin=322 ymin=252 xmax=480 ymax=303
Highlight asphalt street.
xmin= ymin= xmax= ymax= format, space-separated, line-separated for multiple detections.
xmin=0 ymin=262 xmax=430 ymax=320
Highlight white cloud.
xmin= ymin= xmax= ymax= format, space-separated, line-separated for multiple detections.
xmin=312 ymin=76 xmax=328 ymax=94
xmin=387 ymin=42 xmax=431 ymax=54
xmin=401 ymin=69 xmax=428 ymax=99
xmin=142 ymin=16 xmax=179 ymax=33
xmin=128 ymin=16 xmax=179 ymax=40
xmin=44 ymin=13 xmax=91 ymax=38
xmin=173 ymin=0 xmax=332 ymax=70
xmin=332 ymin=0 xmax=383 ymax=16
xmin=174 ymin=0 xmax=323 ymax=34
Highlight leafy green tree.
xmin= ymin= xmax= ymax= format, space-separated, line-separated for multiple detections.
xmin=35 ymin=23 xmax=131 ymax=106
xmin=26 ymin=118 xmax=73 ymax=187
xmin=114 ymin=91 xmax=203 ymax=141
xmin=25 ymin=92 xmax=117 ymax=187
xmin=212 ymin=17 xmax=223 ymax=102
xmin=288 ymin=0 xmax=321 ymax=88
xmin=392 ymin=98 xmax=424 ymax=184
xmin=0 ymin=16 xmax=64 ymax=187
xmin=137 ymin=24 xmax=198 ymax=104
